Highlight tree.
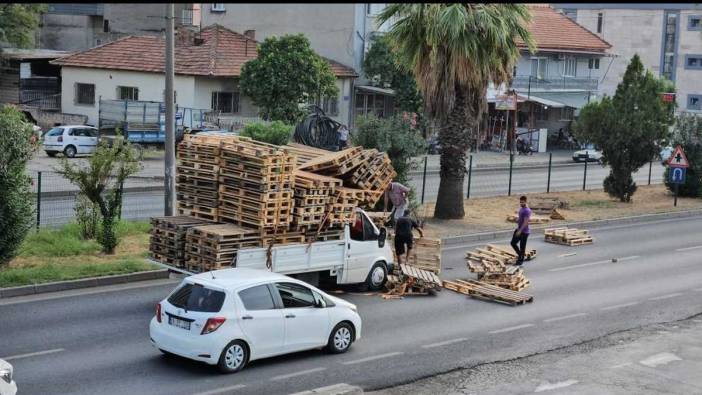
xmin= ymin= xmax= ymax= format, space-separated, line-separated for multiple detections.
xmin=363 ymin=35 xmax=423 ymax=115
xmin=0 ymin=4 xmax=46 ymax=50
xmin=240 ymin=34 xmax=339 ymax=124
xmin=664 ymin=112 xmax=702 ymax=197
xmin=241 ymin=121 xmax=293 ymax=146
xmin=574 ymin=54 xmax=675 ymax=202
xmin=0 ymin=105 xmax=36 ymax=265
xmin=377 ymin=4 xmax=534 ymax=219
xmin=55 ymin=137 xmax=141 ymax=254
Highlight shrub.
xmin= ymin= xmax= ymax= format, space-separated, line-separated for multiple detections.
xmin=241 ymin=121 xmax=293 ymax=146
xmin=74 ymin=193 xmax=101 ymax=240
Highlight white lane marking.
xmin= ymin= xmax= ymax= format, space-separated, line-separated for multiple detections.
xmin=639 ymin=352 xmax=682 ymax=367
xmin=193 ymin=384 xmax=246 ymax=395
xmin=648 ymin=293 xmax=683 ymax=301
xmin=290 ymin=384 xmax=362 ymax=395
xmin=550 ymin=256 xmax=639 ymax=272
xmin=609 ymin=362 xmax=633 ymax=369
xmin=342 ymin=352 xmax=404 ymax=365
xmin=543 ymin=313 xmax=588 ymax=323
xmin=558 ymin=253 xmax=577 ymax=258
xmin=676 ymin=245 xmax=702 ymax=252
xmin=601 ymin=302 xmax=639 ymax=311
xmin=270 ymin=367 xmax=326 ymax=381
xmin=489 ymin=324 xmax=535 ymax=334
xmin=2 ymin=348 xmax=65 ymax=361
xmin=534 ymin=379 xmax=579 ymax=392
xmin=421 ymin=338 xmax=468 ymax=349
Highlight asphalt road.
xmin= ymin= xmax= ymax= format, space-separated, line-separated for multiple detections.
xmin=3 ymin=215 xmax=701 ymax=395
xmin=37 ymin=162 xmax=666 ymax=227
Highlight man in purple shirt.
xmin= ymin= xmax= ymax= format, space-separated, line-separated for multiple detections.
xmin=511 ymin=195 xmax=531 ymax=266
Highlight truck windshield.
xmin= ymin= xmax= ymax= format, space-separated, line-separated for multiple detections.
xmin=168 ymin=282 xmax=225 ymax=312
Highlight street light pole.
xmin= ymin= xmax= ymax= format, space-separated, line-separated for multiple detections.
xmin=164 ymin=3 xmax=176 ymax=216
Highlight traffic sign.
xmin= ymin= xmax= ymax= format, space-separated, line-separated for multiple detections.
xmin=667 ymin=145 xmax=689 ymax=168
xmin=669 ymin=167 xmax=686 ymax=184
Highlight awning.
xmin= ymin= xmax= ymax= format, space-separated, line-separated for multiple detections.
xmin=356 ymin=85 xmax=396 ymax=96
xmin=529 ymin=91 xmax=593 ymax=109
xmin=522 ymin=95 xmax=565 ymax=108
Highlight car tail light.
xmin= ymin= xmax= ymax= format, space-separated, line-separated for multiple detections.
xmin=201 ymin=317 xmax=226 ymax=335
xmin=156 ymin=303 xmax=162 ymax=323
xmin=57 ymin=135 xmax=63 ymax=142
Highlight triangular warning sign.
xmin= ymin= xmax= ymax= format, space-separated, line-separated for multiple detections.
xmin=667 ymin=145 xmax=689 ymax=168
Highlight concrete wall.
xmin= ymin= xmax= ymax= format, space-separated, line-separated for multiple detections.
xmin=40 ymin=14 xmax=100 ymax=51
xmin=201 ymin=3 xmax=357 ymax=69
xmin=192 ymin=77 xmax=257 ymax=117
xmin=60 ymin=67 xmax=197 ymax=125
xmin=20 ymin=106 xmax=88 ymax=130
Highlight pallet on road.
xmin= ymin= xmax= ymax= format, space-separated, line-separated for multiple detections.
xmin=442 ymin=279 xmax=534 ymax=306
xmin=506 ymin=213 xmax=551 ymax=224
xmin=544 ymin=227 xmax=594 ymax=246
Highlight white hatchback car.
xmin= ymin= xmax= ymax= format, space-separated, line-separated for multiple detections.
xmin=0 ymin=359 xmax=17 ymax=395
xmin=43 ymin=125 xmax=99 ymax=158
xmin=150 ymin=268 xmax=362 ymax=373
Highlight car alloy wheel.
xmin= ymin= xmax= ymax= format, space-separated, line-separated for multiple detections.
xmin=225 ymin=344 xmax=245 ymax=370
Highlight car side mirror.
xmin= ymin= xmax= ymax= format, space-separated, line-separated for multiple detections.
xmin=378 ymin=228 xmax=387 ymax=248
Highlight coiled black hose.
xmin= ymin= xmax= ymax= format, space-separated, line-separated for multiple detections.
xmin=293 ymin=105 xmax=341 ymax=150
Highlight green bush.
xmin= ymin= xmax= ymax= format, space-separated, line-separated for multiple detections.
xmin=664 ymin=113 xmax=702 ymax=197
xmin=0 ymin=106 xmax=36 ymax=265
xmin=75 ymin=194 xmax=101 ymax=240
xmin=241 ymin=121 xmax=293 ymax=146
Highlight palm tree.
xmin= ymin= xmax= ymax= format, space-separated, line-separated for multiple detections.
xmin=377 ymin=4 xmax=535 ymax=219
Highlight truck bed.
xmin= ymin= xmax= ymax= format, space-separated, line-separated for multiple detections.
xmin=236 ymin=239 xmax=346 ymax=274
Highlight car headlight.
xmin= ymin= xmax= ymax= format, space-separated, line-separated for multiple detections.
xmin=0 ymin=366 xmax=12 ymax=384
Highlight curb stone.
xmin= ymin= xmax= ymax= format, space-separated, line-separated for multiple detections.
xmin=289 ymin=384 xmax=364 ymax=395
xmin=0 ymin=269 xmax=170 ymax=299
xmin=440 ymin=208 xmax=702 ymax=247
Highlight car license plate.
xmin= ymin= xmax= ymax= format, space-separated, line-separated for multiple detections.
xmin=168 ymin=316 xmax=191 ymax=330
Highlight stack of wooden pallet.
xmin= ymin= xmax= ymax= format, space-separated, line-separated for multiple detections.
xmin=291 ymin=170 xmax=341 ymax=230
xmin=149 ymin=216 xmax=213 ymax=268
xmin=298 ymin=146 xmax=365 ymax=175
xmin=384 ymin=263 xmax=443 ymax=299
xmin=443 ymin=279 xmax=534 ymax=306
xmin=283 ymin=143 xmax=329 ymax=167
xmin=544 ymin=227 xmax=593 ymax=246
xmin=184 ymin=224 xmax=262 ymax=273
xmin=465 ymin=244 xmax=535 ymax=292
xmin=395 ymin=237 xmax=442 ymax=274
xmin=176 ymin=135 xmax=234 ymax=221
xmin=348 ymin=150 xmax=396 ymax=206
xmin=328 ymin=187 xmax=365 ymax=225
xmin=218 ymin=139 xmax=296 ymax=229
xmin=479 ymin=266 xmax=530 ymax=291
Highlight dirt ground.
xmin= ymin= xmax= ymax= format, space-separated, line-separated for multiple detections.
xmin=419 ymin=184 xmax=702 ymax=238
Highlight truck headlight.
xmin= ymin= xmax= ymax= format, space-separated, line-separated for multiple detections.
xmin=0 ymin=366 xmax=12 ymax=384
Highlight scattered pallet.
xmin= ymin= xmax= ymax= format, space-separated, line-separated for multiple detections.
xmin=544 ymin=227 xmax=593 ymax=246
xmin=443 ymin=279 xmax=534 ymax=306
xmin=550 ymin=208 xmax=566 ymax=220
xmin=506 ymin=213 xmax=551 ymax=224
xmin=392 ymin=237 xmax=442 ymax=274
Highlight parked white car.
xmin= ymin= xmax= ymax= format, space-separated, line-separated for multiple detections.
xmin=150 ymin=268 xmax=362 ymax=373
xmin=43 ymin=125 xmax=99 ymax=158
xmin=660 ymin=146 xmax=673 ymax=165
xmin=572 ymin=143 xmax=603 ymax=163
xmin=0 ymin=359 xmax=17 ymax=395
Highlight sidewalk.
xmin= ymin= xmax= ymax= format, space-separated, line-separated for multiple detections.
xmin=368 ymin=314 xmax=702 ymax=395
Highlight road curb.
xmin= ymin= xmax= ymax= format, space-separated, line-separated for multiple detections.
xmin=441 ymin=208 xmax=702 ymax=247
xmin=0 ymin=269 xmax=170 ymax=299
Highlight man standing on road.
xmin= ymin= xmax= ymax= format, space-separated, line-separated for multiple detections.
xmin=384 ymin=181 xmax=410 ymax=224
xmin=511 ymin=195 xmax=531 ymax=266
xmin=394 ymin=210 xmax=423 ymax=266
xmin=338 ymin=124 xmax=349 ymax=150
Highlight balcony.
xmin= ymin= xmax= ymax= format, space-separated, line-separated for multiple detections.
xmin=511 ymin=75 xmax=598 ymax=91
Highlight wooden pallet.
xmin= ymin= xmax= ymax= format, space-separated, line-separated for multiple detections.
xmin=550 ymin=208 xmax=566 ymax=220
xmin=443 ymin=279 xmax=534 ymax=305
xmin=298 ymin=146 xmax=364 ymax=173
xmin=294 ymin=170 xmax=343 ymax=190
xmin=506 ymin=213 xmax=551 ymax=224
xmin=544 ymin=227 xmax=594 ymax=246
xmin=400 ymin=264 xmax=442 ymax=289
xmin=283 ymin=143 xmax=331 ymax=166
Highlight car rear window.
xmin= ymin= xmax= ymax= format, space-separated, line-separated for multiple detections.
xmin=46 ymin=127 xmax=64 ymax=136
xmin=168 ymin=283 xmax=225 ymax=312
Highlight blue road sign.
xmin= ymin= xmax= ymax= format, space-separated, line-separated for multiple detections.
xmin=670 ymin=167 xmax=686 ymax=184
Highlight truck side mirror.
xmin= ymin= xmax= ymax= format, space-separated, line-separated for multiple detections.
xmin=378 ymin=228 xmax=387 ymax=248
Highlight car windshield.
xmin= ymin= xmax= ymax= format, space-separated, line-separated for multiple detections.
xmin=46 ymin=127 xmax=64 ymax=136
xmin=167 ymin=282 xmax=225 ymax=312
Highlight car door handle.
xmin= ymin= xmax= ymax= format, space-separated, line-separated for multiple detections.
xmin=285 ymin=314 xmax=296 ymax=319
xmin=242 ymin=315 xmax=253 ymax=320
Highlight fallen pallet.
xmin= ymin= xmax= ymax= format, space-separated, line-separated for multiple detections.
xmin=442 ymin=279 xmax=534 ymax=305
xmin=544 ymin=227 xmax=594 ymax=246
xmin=550 ymin=208 xmax=566 ymax=220
xmin=400 ymin=264 xmax=442 ymax=289
xmin=506 ymin=213 xmax=551 ymax=224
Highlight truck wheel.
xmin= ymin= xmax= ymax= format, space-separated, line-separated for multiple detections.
xmin=364 ymin=262 xmax=387 ymax=291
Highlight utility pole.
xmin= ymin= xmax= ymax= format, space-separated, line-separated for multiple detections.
xmin=164 ymin=3 xmax=176 ymax=216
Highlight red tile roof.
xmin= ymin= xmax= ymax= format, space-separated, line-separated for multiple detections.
xmin=51 ymin=24 xmax=358 ymax=78
xmin=518 ymin=5 xmax=611 ymax=53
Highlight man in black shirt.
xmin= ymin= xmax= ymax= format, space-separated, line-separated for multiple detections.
xmin=394 ymin=210 xmax=424 ymax=266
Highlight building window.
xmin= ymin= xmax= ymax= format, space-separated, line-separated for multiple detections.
xmin=588 ymin=58 xmax=600 ymax=70
xmin=661 ymin=11 xmax=679 ymax=81
xmin=688 ymin=15 xmax=701 ymax=31
xmin=103 ymin=19 xmax=109 ymax=33
xmin=564 ymin=56 xmax=577 ymax=77
xmin=117 ymin=86 xmax=139 ymax=101
xmin=211 ymin=3 xmax=225 ymax=12
xmin=596 ymin=12 xmax=603 ymax=33
xmin=75 ymin=83 xmax=95 ymax=105
xmin=530 ymin=57 xmax=548 ymax=80
xmin=688 ymin=95 xmax=702 ymax=111
xmin=181 ymin=9 xmax=194 ymax=25
xmin=685 ymin=55 xmax=702 ymax=70
xmin=211 ymin=92 xmax=239 ymax=113
xmin=560 ymin=107 xmax=575 ymax=121
xmin=562 ymin=8 xmax=577 ymax=21
xmin=308 ymin=95 xmax=339 ymax=116
xmin=534 ymin=104 xmax=548 ymax=121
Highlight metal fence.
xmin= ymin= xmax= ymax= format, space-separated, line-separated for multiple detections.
xmin=30 ymin=155 xmax=666 ymax=228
